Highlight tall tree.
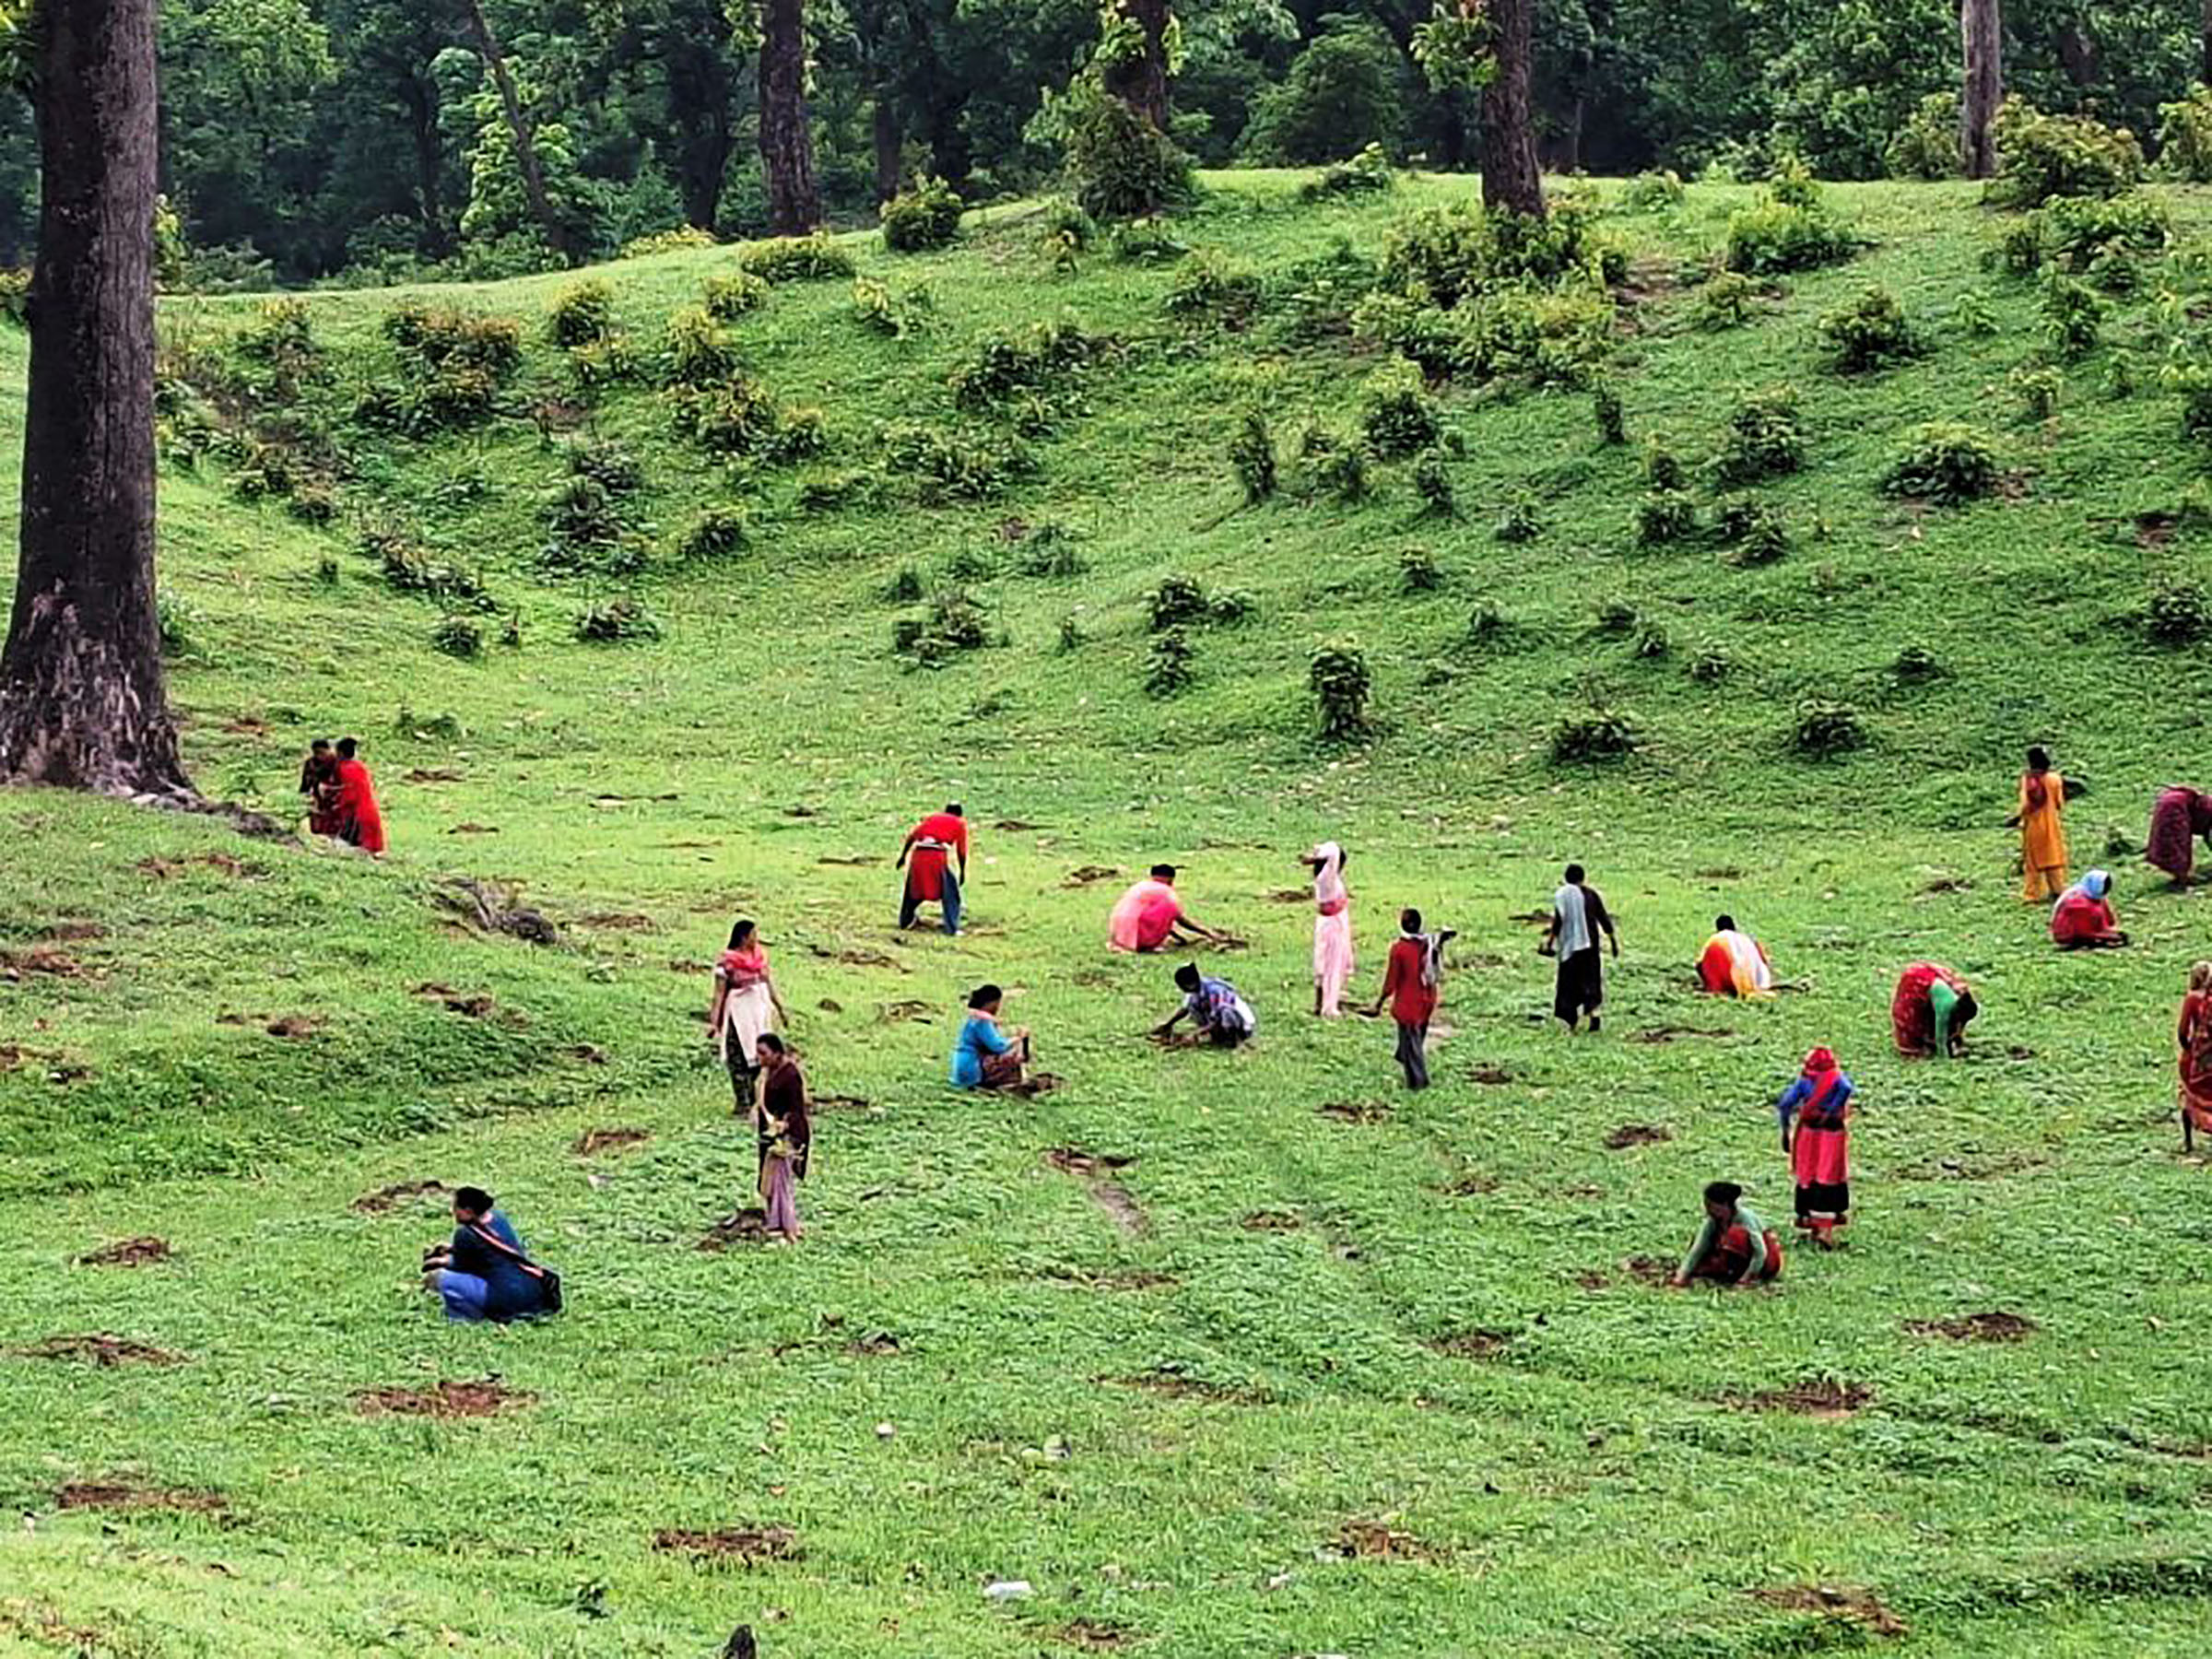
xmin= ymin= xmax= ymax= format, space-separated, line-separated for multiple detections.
xmin=1415 ymin=0 xmax=1543 ymax=215
xmin=0 ymin=0 xmax=190 ymax=796
xmin=1102 ymin=0 xmax=1172 ymax=129
xmin=460 ymin=0 xmax=576 ymax=258
xmin=757 ymin=0 xmax=820 ymax=231
xmin=2203 ymin=0 xmax=2211 ymax=86
xmin=1960 ymin=0 xmax=2001 ymax=179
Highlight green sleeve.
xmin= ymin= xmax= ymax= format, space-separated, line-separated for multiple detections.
xmin=1930 ymin=981 xmax=1959 ymax=1053
xmin=1679 ymin=1215 xmax=1720 ymax=1280
xmin=1736 ymin=1206 xmax=1768 ymax=1277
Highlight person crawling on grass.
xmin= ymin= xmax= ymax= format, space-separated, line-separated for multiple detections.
xmin=2050 ymin=869 xmax=2127 ymax=949
xmin=1109 ymin=865 xmax=1225 ymax=954
xmin=1670 ymin=1181 xmax=1783 ymax=1289
xmin=951 ymin=983 xmax=1032 ymax=1089
xmin=1155 ymin=962 xmax=1255 ymax=1048
xmin=1695 ymin=914 xmax=1773 ymax=998
xmin=422 ymin=1187 xmax=555 ymax=1321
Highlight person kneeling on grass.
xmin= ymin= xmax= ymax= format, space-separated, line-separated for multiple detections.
xmin=423 ymin=1186 xmax=558 ymax=1322
xmin=1156 ymin=962 xmax=1255 ymax=1049
xmin=2051 ymin=869 xmax=2127 ymax=949
xmin=1670 ymin=1181 xmax=1783 ymax=1289
xmin=952 ymin=983 xmax=1032 ymax=1089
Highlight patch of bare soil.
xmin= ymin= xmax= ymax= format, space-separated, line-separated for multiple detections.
xmin=1906 ymin=1311 xmax=2038 ymax=1344
xmin=354 ymin=1378 xmax=534 ymax=1418
xmin=878 ymin=998 xmax=935 ymax=1023
xmin=1750 ymin=1583 xmax=1907 ymax=1638
xmin=1921 ymin=875 xmax=1972 ymax=894
xmin=0 ymin=947 xmax=90 ymax=982
xmin=994 ymin=818 xmax=1042 ymax=832
xmin=36 ymin=921 xmax=106 ymax=942
xmin=135 ymin=852 xmax=253 ymax=880
xmin=405 ymin=767 xmax=464 ymax=783
xmin=816 ymin=853 xmax=875 ymax=865
xmin=1604 ymin=1124 xmax=1672 ymax=1149
xmin=699 ymin=1210 xmax=772 ymax=1250
xmin=56 ymin=1479 xmax=226 ymax=1515
xmin=1627 ymin=1026 xmax=1725 ymax=1045
xmin=0 ymin=1605 xmax=108 ymax=1652
xmin=265 ymin=1015 xmax=324 ymax=1039
xmin=1042 ymin=1265 xmax=1177 ymax=1292
xmin=434 ymin=877 xmax=560 ymax=947
xmin=1729 ymin=1379 xmax=1870 ymax=1420
xmin=999 ymin=1072 xmax=1064 ymax=1098
xmin=1240 ymin=1210 xmax=1301 ymax=1231
xmin=811 ymin=1093 xmax=872 ymax=1113
xmin=805 ymin=942 xmax=905 ymax=971
xmin=652 ymin=1525 xmax=801 ymax=1564
xmin=1064 ymin=865 xmax=1120 ymax=887
xmin=76 ymin=1238 xmax=172 ymax=1268
xmin=1106 ymin=1369 xmax=1259 ymax=1404
xmin=11 ymin=1335 xmax=186 ymax=1367
xmin=1329 ymin=1520 xmax=1441 ymax=1562
xmin=1622 ymin=1256 xmax=1677 ymax=1286
xmin=352 ymin=1179 xmax=446 ymax=1214
xmin=845 ymin=1332 xmax=900 ymax=1358
xmin=577 ymin=912 xmax=656 ymax=932
xmin=1318 ymin=1100 xmax=1391 ymax=1124
xmin=1045 ymin=1148 xmax=1133 ymax=1177
xmin=1435 ymin=1171 xmax=1499 ymax=1197
xmin=1695 ymin=865 xmax=1745 ymax=880
xmin=1428 ymin=1330 xmax=1511 ymax=1359
xmin=1265 ymin=887 xmax=1310 ymax=903
xmin=563 ymin=1043 xmax=608 ymax=1065
xmin=409 ymin=982 xmax=527 ymax=1028
xmin=446 ymin=822 xmax=500 ymax=835
xmin=2136 ymin=510 xmax=2180 ymax=549
xmin=1056 ymin=1620 xmax=1133 ymax=1649
xmin=572 ymin=1128 xmax=650 ymax=1157
xmin=1468 ymin=1065 xmax=1518 ymax=1086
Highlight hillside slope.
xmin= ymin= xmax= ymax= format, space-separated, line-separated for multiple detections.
xmin=5 ymin=171 xmax=2212 ymax=1656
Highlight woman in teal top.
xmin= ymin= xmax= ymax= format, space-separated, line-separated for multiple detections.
xmin=1671 ymin=1182 xmax=1783 ymax=1288
xmin=951 ymin=984 xmax=1030 ymax=1089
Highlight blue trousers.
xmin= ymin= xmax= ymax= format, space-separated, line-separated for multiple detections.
xmin=437 ymin=1269 xmax=491 ymax=1322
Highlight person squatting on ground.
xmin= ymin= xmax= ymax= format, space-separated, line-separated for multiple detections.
xmin=423 ymin=1187 xmax=556 ymax=1322
xmin=1671 ymin=1182 xmax=1783 ymax=1288
xmin=1156 ymin=962 xmax=1256 ymax=1048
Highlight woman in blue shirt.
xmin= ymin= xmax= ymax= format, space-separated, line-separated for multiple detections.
xmin=951 ymin=984 xmax=1031 ymax=1089
xmin=424 ymin=1186 xmax=550 ymax=1322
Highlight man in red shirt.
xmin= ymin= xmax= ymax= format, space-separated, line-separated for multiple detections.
xmin=897 ymin=803 xmax=969 ymax=934
xmin=1371 ymin=908 xmax=1449 ymax=1089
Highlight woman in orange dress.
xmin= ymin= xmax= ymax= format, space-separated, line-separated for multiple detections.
xmin=2177 ymin=962 xmax=2212 ymax=1151
xmin=2009 ymin=745 xmax=2067 ymax=902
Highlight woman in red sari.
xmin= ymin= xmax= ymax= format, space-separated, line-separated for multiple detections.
xmin=2148 ymin=787 xmax=2212 ymax=886
xmin=1776 ymin=1048 xmax=1853 ymax=1248
xmin=330 ymin=736 xmax=386 ymax=856
xmin=2178 ymin=962 xmax=2212 ymax=1151
xmin=1893 ymin=961 xmax=1974 ymax=1057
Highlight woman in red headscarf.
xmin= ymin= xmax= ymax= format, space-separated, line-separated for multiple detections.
xmin=1776 ymin=1048 xmax=1853 ymax=1248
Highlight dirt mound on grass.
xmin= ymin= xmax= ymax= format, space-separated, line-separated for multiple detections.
xmin=1750 ymin=1583 xmax=1906 ymax=1637
xmin=1330 ymin=1519 xmax=1441 ymax=1561
xmin=55 ymin=1480 xmax=226 ymax=1515
xmin=1063 ymin=865 xmax=1120 ymax=887
xmin=0 ymin=947 xmax=91 ymax=981
xmin=352 ymin=1179 xmax=445 ymax=1214
xmin=652 ymin=1525 xmax=801 ymax=1564
xmin=1435 ymin=1171 xmax=1499 ymax=1196
xmin=877 ymin=998 xmax=935 ymax=1023
xmin=1044 ymin=1148 xmax=1133 ymax=1177
xmin=1057 ymin=1621 xmax=1134 ymax=1650
xmin=1622 ymin=1256 xmax=1676 ymax=1286
xmin=135 ymin=852 xmax=253 ymax=880
xmin=1106 ymin=1370 xmax=1260 ymax=1404
xmin=1627 ymin=1026 xmax=1725 ymax=1044
xmin=845 ymin=1332 xmax=900 ymax=1358
xmin=1043 ymin=1149 xmax=1146 ymax=1234
xmin=571 ymin=1128 xmax=650 ymax=1157
xmin=76 ymin=1237 xmax=172 ymax=1268
xmin=1468 ymin=1065 xmax=1518 ymax=1086
xmin=1604 ymin=1124 xmax=1672 ymax=1149
xmin=1240 ymin=1210 xmax=1301 ymax=1231
xmin=1428 ymin=1330 xmax=1511 ymax=1359
xmin=1906 ymin=1311 xmax=2038 ymax=1343
xmin=1729 ymin=1379 xmax=1870 ymax=1420
xmin=354 ymin=1378 xmax=534 ymax=1418
xmin=12 ymin=1334 xmax=186 ymax=1367
xmin=1318 ymin=1100 xmax=1391 ymax=1124
xmin=1041 ymin=1265 xmax=1178 ymax=1292
xmin=409 ymin=982 xmax=526 ymax=1026
xmin=699 ymin=1210 xmax=772 ymax=1250
xmin=36 ymin=921 xmax=106 ymax=942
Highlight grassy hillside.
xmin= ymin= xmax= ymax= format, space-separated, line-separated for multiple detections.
xmin=7 ymin=169 xmax=2212 ymax=1656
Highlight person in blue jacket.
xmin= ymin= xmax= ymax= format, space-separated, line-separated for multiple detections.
xmin=424 ymin=1186 xmax=549 ymax=1322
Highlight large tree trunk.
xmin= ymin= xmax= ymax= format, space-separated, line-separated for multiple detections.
xmin=872 ymin=78 xmax=902 ymax=203
xmin=757 ymin=0 xmax=820 ymax=234
xmin=401 ymin=74 xmax=451 ymax=255
xmin=0 ymin=0 xmax=189 ymax=797
xmin=1960 ymin=0 xmax=2003 ymax=181
xmin=1479 ymin=0 xmax=1545 ymax=217
xmin=2202 ymin=0 xmax=2211 ymax=86
xmin=1102 ymin=0 xmax=1171 ymax=131
xmin=462 ymin=0 xmax=575 ymax=261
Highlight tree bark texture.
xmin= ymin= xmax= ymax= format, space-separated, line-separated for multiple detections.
xmin=0 ymin=0 xmax=190 ymax=796
xmin=1960 ymin=0 xmax=2003 ymax=181
xmin=757 ymin=0 xmax=821 ymax=234
xmin=2202 ymin=0 xmax=2212 ymax=86
xmin=401 ymin=74 xmax=450 ymax=254
xmin=1102 ymin=0 xmax=1171 ymax=132
xmin=1479 ymin=0 xmax=1545 ymax=217
xmin=872 ymin=78 xmax=901 ymax=202
xmin=463 ymin=0 xmax=575 ymax=261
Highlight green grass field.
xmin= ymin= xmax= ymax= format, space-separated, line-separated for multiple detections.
xmin=9 ymin=169 xmax=2212 ymax=1656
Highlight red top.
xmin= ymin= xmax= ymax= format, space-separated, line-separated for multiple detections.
xmin=2050 ymin=890 xmax=2117 ymax=945
xmin=332 ymin=758 xmax=385 ymax=854
xmin=903 ymin=812 xmax=969 ymax=902
xmin=909 ymin=812 xmax=970 ymax=859
xmin=1380 ymin=936 xmax=1437 ymax=1027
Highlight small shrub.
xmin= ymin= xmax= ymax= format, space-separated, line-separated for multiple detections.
xmin=1892 ymin=644 xmax=1945 ymax=683
xmin=1636 ymin=489 xmax=1698 ymax=546
xmin=156 ymin=593 xmax=198 ymax=657
xmin=1594 ymin=598 xmax=1640 ymax=637
xmin=1724 ymin=194 xmax=1860 ymax=276
xmin=575 ymin=596 xmax=662 ymax=643
xmin=2040 ymin=274 xmax=2101 ymax=360
xmin=1378 ymin=197 xmax=1623 ymax=305
xmin=1793 ymin=700 xmax=1865 ymax=757
xmin=315 ymin=555 xmax=340 ymax=586
xmin=1988 ymin=98 xmax=2143 ymax=209
xmin=879 ymin=421 xmax=1030 ymax=501
xmin=1413 ymin=449 xmax=1455 ymax=516
xmin=1145 ymin=628 xmax=1196 ymax=696
xmin=621 ymin=225 xmax=718 ymax=259
xmin=1303 ymin=143 xmax=1395 ymax=199
xmin=568 ymin=335 xmax=641 ymax=393
xmin=1550 ymin=707 xmax=1638 ymax=763
xmin=1643 ymin=442 xmax=1687 ymax=491
xmin=1468 ymin=599 xmax=1510 ymax=645
xmin=1989 ymin=218 xmax=2042 ymax=276
xmin=2146 ymin=576 xmax=2212 ymax=644
xmin=547 ymin=279 xmax=615 ymax=347
xmin=880 ymin=175 xmax=964 ymax=252
xmin=1688 ymin=643 xmax=1732 ymax=683
xmin=2038 ymin=192 xmax=2171 ymax=276
xmin=2012 ymin=363 xmax=2063 ymax=421
xmin=1629 ymin=621 xmax=1671 ymax=660
xmin=1209 ymin=588 xmax=1254 ymax=626
xmin=1148 ymin=573 xmax=1211 ymax=631
xmin=1716 ymin=497 xmax=1788 ymax=565
xmin=1950 ymin=289 xmax=2000 ymax=335
xmin=1310 ymin=645 xmax=1372 ymax=740
xmin=286 ymin=477 xmax=339 ymax=525
xmin=1038 ymin=197 xmax=1098 ymax=262
xmin=2168 ymin=364 xmax=2212 ymax=447
xmin=1316 ymin=442 xmax=1371 ymax=502
xmin=1400 ymin=547 xmax=1441 ymax=593
xmin=542 ymin=473 xmax=623 ymax=550
xmin=797 ymin=468 xmax=874 ymax=512
xmin=1884 ymin=421 xmax=1999 ymax=504
xmin=1057 ymin=616 xmax=1085 ymax=653
xmin=237 ymin=297 xmax=318 ymax=371
xmin=664 ymin=305 xmax=738 ymax=387
xmin=1816 ymin=287 xmax=1924 ymax=372
xmin=1062 ymin=78 xmax=1194 ymax=220
xmin=1718 ymin=388 xmax=1806 ymax=484
xmin=1018 ymin=524 xmax=1088 ymax=578
xmin=567 ymin=437 xmax=643 ymax=496
xmin=1110 ymin=216 xmax=1187 ymax=265
xmin=1887 ymin=91 xmax=1959 ymax=181
xmin=432 ymin=615 xmax=484 ymax=659
xmin=1230 ymin=409 xmax=1277 ymax=502
xmin=739 ymin=232 xmax=856 ymax=281
xmin=702 ymin=270 xmax=771 ymax=321
xmin=1593 ymin=382 xmax=1626 ymax=444
xmin=852 ymin=276 xmax=933 ymax=337
xmin=2159 ymin=86 xmax=2212 ymax=182
xmin=678 ymin=504 xmax=749 ymax=561
xmin=1620 ymin=169 xmax=1685 ymax=211
xmin=1165 ymin=249 xmax=1264 ymax=324
xmin=2103 ymin=355 xmax=2138 ymax=400
xmin=885 ymin=565 xmax=926 ymax=605
xmin=1494 ymin=494 xmax=1540 ymax=543
xmin=1359 ymin=357 xmax=1441 ymax=459
xmin=1693 ymin=269 xmax=1761 ymax=331
xmin=949 ymin=320 xmax=1100 ymax=411
xmin=670 ymin=375 xmax=823 ymax=462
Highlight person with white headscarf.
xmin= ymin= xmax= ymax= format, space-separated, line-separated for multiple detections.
xmin=2050 ymin=868 xmax=2126 ymax=949
xmin=1302 ymin=841 xmax=1354 ymax=1017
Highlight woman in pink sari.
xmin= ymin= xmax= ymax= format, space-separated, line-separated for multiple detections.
xmin=1108 ymin=865 xmax=1220 ymax=953
xmin=1304 ymin=842 xmax=1354 ymax=1016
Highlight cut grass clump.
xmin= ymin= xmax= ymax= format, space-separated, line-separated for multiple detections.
xmin=1636 ymin=489 xmax=1698 ymax=547
xmin=2143 ymin=576 xmax=2212 ymax=644
xmin=1230 ymin=409 xmax=1277 ymax=502
xmin=677 ymin=505 xmax=748 ymax=561
xmin=575 ymin=596 xmax=661 ymax=643
xmin=880 ymin=176 xmax=963 ymax=253
xmin=1793 ymin=700 xmax=1865 ymax=757
xmin=1884 ymin=421 xmax=1999 ymax=504
xmin=1717 ymin=388 xmax=1806 ymax=484
xmin=1400 ymin=547 xmax=1442 ymax=592
xmin=1816 ymin=286 xmax=1925 ymax=373
xmin=894 ymin=590 xmax=993 ymax=666
xmin=1550 ymin=706 xmax=1639 ymax=763
xmin=740 ymin=232 xmax=855 ymax=282
xmin=1145 ymin=628 xmax=1196 ymax=697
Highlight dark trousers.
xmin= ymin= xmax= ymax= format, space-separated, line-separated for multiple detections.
xmin=898 ymin=866 xmax=962 ymax=934
xmin=725 ymin=1041 xmax=758 ymax=1114
xmin=1394 ymin=1021 xmax=1430 ymax=1089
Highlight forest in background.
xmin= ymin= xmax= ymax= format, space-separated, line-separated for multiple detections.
xmin=2 ymin=0 xmax=2210 ymax=287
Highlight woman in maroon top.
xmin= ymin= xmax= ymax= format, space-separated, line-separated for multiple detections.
xmin=754 ymin=1033 xmax=810 ymax=1243
xmin=1371 ymin=908 xmax=1449 ymax=1090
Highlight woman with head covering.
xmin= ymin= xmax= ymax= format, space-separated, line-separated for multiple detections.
xmin=709 ymin=919 xmax=788 ymax=1113
xmin=2176 ymin=962 xmax=2212 ymax=1152
xmin=2147 ymin=787 xmax=2212 ymax=887
xmin=1303 ymin=842 xmax=1354 ymax=1017
xmin=2009 ymin=745 xmax=2068 ymax=902
xmin=2050 ymin=869 xmax=2126 ymax=949
xmin=1696 ymin=914 xmax=1774 ymax=998
xmin=1670 ymin=1182 xmax=1783 ymax=1288
xmin=1893 ymin=961 xmax=1977 ymax=1058
xmin=1777 ymin=1048 xmax=1853 ymax=1248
